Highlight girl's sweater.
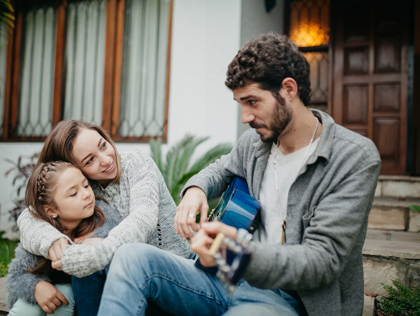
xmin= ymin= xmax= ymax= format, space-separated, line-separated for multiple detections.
xmin=17 ymin=150 xmax=193 ymax=278
xmin=6 ymin=199 xmax=122 ymax=307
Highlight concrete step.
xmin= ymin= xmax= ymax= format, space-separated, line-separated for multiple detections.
xmin=368 ymin=196 xmax=420 ymax=232
xmin=375 ymin=175 xmax=420 ymax=199
xmin=362 ymin=229 xmax=420 ymax=315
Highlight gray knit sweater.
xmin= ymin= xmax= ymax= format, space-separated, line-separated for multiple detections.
xmin=6 ymin=199 xmax=122 ymax=308
xmin=17 ymin=150 xmax=193 ymax=278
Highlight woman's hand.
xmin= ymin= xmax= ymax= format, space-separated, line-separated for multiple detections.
xmin=34 ymin=280 xmax=69 ymax=314
xmin=73 ymin=231 xmax=95 ymax=244
xmin=48 ymin=238 xmax=70 ymax=262
xmin=190 ymin=222 xmax=237 ymax=267
xmin=80 ymin=237 xmax=103 ymax=245
xmin=174 ymin=187 xmax=209 ymax=241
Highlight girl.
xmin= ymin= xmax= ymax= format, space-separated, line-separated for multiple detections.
xmin=6 ymin=161 xmax=122 ymax=315
xmin=16 ymin=120 xmax=193 ymax=315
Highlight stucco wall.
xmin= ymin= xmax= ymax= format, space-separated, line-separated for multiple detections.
xmin=0 ymin=0 xmax=242 ymax=239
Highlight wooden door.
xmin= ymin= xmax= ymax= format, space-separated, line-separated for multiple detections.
xmin=331 ymin=0 xmax=409 ymax=174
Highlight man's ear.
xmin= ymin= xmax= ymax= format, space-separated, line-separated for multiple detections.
xmin=280 ymin=77 xmax=298 ymax=100
xmin=43 ymin=205 xmax=58 ymax=218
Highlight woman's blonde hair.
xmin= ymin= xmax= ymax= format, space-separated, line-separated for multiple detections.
xmin=25 ymin=161 xmax=106 ymax=277
xmin=38 ymin=120 xmax=122 ymax=184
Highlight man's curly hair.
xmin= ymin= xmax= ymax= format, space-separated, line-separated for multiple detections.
xmin=225 ymin=33 xmax=311 ymax=106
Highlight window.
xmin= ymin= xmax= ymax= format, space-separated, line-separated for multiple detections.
xmin=286 ymin=0 xmax=330 ymax=112
xmin=2 ymin=0 xmax=172 ymax=142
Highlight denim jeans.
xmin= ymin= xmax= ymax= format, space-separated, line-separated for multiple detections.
xmin=97 ymin=243 xmax=304 ymax=316
xmin=8 ymin=283 xmax=75 ymax=316
xmin=72 ymin=268 xmax=108 ymax=316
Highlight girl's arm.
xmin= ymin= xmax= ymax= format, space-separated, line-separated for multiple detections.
xmin=5 ymin=245 xmax=51 ymax=308
xmin=59 ymin=154 xmax=165 ymax=277
xmin=17 ymin=208 xmax=72 ymax=258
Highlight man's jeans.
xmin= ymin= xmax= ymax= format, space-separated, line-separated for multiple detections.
xmin=97 ymin=243 xmax=304 ymax=316
xmin=72 ymin=268 xmax=108 ymax=316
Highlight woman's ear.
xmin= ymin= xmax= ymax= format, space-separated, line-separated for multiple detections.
xmin=43 ymin=205 xmax=58 ymax=219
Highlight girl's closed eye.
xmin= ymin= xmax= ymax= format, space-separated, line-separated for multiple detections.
xmin=70 ymin=191 xmax=77 ymax=197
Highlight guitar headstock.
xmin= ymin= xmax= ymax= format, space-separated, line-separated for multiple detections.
xmin=209 ymin=229 xmax=255 ymax=293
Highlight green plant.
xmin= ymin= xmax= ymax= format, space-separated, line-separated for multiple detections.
xmin=149 ymin=134 xmax=232 ymax=206
xmin=0 ymin=0 xmax=15 ymax=30
xmin=0 ymin=230 xmax=18 ymax=277
xmin=377 ymin=280 xmax=420 ymax=316
xmin=408 ymin=205 xmax=420 ymax=213
xmin=4 ymin=153 xmax=39 ymax=231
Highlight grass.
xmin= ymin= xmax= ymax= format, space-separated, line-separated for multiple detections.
xmin=0 ymin=238 xmax=18 ymax=278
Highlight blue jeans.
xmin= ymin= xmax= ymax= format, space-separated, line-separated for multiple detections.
xmin=97 ymin=243 xmax=304 ymax=316
xmin=72 ymin=268 xmax=108 ymax=316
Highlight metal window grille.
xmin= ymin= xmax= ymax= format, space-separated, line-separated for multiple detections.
xmin=289 ymin=0 xmax=330 ymax=111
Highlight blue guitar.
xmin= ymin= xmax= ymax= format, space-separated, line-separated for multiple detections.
xmin=207 ymin=176 xmax=260 ymax=231
xmin=195 ymin=177 xmax=260 ymax=276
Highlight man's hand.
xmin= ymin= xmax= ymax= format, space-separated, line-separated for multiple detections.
xmin=175 ymin=187 xmax=209 ymax=240
xmin=48 ymin=238 xmax=70 ymax=262
xmin=34 ymin=280 xmax=69 ymax=314
xmin=190 ymin=222 xmax=237 ymax=267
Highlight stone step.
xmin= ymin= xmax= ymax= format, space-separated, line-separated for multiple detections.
xmin=368 ymin=196 xmax=420 ymax=232
xmin=375 ymin=175 xmax=420 ymax=199
xmin=362 ymin=229 xmax=420 ymax=315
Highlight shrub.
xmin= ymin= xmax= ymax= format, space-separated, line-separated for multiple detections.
xmin=377 ymin=280 xmax=420 ymax=316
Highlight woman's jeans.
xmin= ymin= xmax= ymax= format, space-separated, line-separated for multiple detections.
xmin=97 ymin=243 xmax=305 ymax=316
xmin=8 ymin=283 xmax=75 ymax=316
xmin=72 ymin=267 xmax=108 ymax=316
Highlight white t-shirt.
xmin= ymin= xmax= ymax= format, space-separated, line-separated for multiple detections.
xmin=255 ymin=139 xmax=319 ymax=244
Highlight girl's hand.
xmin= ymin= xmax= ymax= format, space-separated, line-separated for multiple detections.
xmin=48 ymin=238 xmax=70 ymax=262
xmin=34 ymin=280 xmax=69 ymax=314
xmin=175 ymin=187 xmax=209 ymax=241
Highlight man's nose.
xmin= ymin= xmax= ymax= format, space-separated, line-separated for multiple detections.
xmin=241 ymin=106 xmax=254 ymax=124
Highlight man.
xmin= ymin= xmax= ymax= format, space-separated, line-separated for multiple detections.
xmin=98 ymin=33 xmax=380 ymax=316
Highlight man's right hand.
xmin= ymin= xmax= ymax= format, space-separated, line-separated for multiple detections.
xmin=34 ymin=280 xmax=69 ymax=314
xmin=48 ymin=238 xmax=70 ymax=262
xmin=174 ymin=186 xmax=209 ymax=241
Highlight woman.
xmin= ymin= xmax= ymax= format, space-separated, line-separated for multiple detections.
xmin=17 ymin=120 xmax=193 ymax=315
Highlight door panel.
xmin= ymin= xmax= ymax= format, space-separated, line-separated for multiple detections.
xmin=332 ymin=0 xmax=409 ymax=174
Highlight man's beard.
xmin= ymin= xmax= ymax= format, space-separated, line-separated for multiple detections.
xmin=250 ymin=95 xmax=292 ymax=143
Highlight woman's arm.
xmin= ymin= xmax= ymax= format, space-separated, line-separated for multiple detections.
xmin=6 ymin=245 xmax=51 ymax=307
xmin=60 ymin=157 xmax=161 ymax=277
xmin=17 ymin=208 xmax=72 ymax=258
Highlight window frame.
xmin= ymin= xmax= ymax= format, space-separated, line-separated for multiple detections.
xmin=2 ymin=0 xmax=173 ymax=142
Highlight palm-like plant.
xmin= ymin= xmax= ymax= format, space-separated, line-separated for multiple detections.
xmin=149 ymin=134 xmax=233 ymax=205
xmin=0 ymin=0 xmax=14 ymax=31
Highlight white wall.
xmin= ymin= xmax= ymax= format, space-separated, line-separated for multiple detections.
xmin=0 ymin=0 xmax=242 ymax=239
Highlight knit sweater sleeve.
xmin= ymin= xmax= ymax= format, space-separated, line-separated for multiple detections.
xmin=60 ymin=153 xmax=161 ymax=277
xmin=5 ymin=245 xmax=51 ymax=308
xmin=17 ymin=208 xmax=73 ymax=258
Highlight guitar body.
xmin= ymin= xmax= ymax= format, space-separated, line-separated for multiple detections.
xmin=195 ymin=177 xmax=260 ymax=276
xmin=208 ymin=176 xmax=260 ymax=231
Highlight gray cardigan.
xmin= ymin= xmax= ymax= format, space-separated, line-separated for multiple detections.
xmin=183 ymin=110 xmax=381 ymax=316
xmin=6 ymin=199 xmax=122 ymax=308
